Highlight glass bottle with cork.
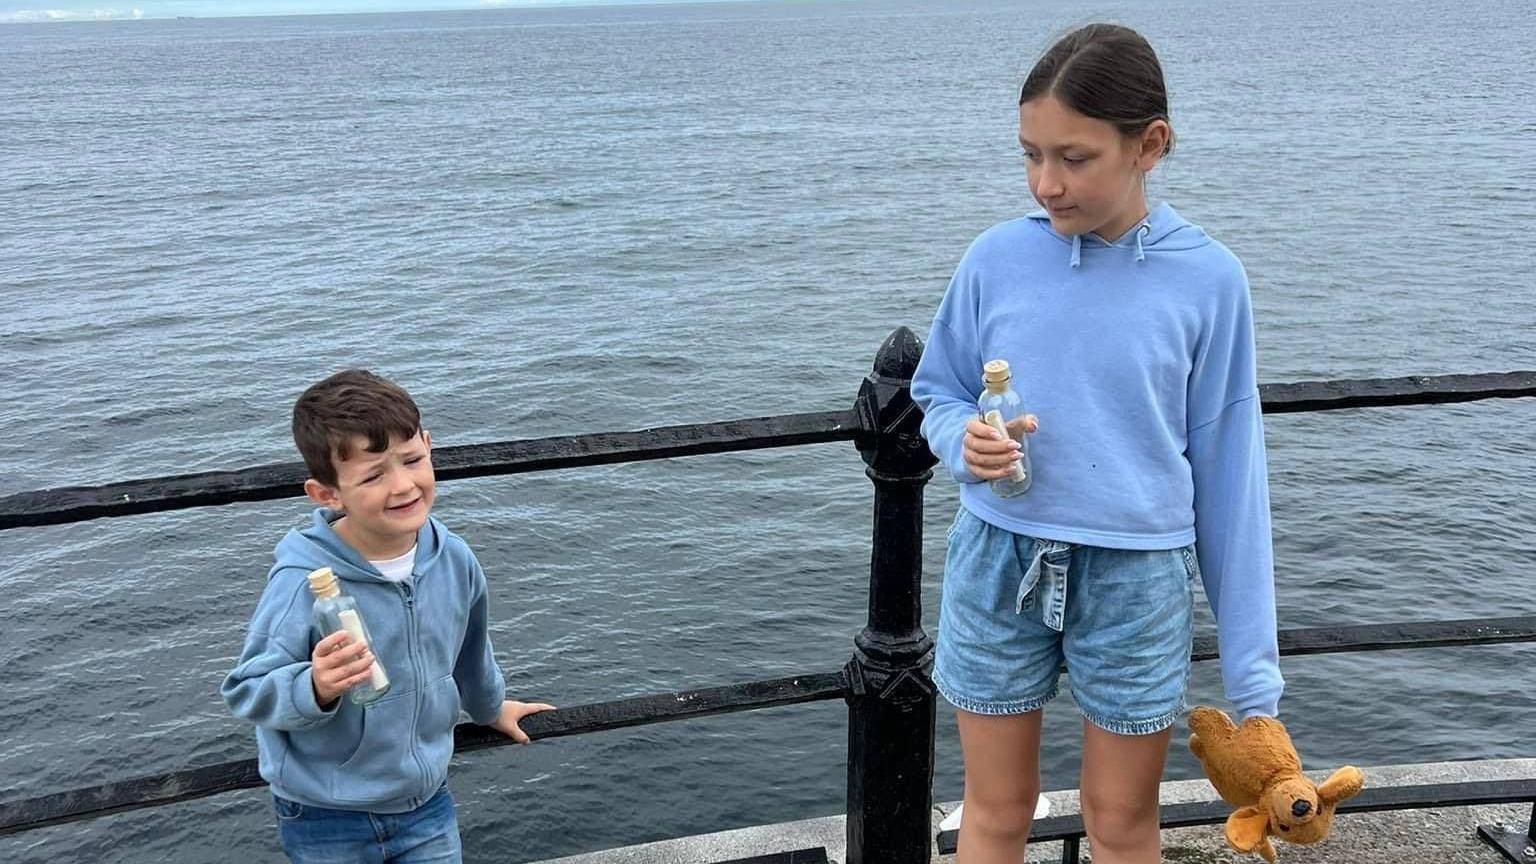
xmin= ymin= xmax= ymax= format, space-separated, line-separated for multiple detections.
xmin=979 ymin=358 xmax=1031 ymax=497
xmin=307 ymin=566 xmax=391 ymax=705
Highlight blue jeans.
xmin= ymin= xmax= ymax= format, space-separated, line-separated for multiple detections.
xmin=274 ymin=785 xmax=462 ymax=864
xmin=934 ymin=506 xmax=1196 ymax=735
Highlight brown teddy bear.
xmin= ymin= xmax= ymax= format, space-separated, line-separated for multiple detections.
xmin=1187 ymin=706 xmax=1364 ymax=862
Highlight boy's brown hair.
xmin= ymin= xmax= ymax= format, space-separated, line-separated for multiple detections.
xmin=292 ymin=369 xmax=422 ymax=487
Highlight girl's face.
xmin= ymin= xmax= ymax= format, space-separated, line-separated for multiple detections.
xmin=1018 ymin=94 xmax=1168 ymax=242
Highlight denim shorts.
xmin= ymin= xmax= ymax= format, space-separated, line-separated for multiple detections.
xmin=274 ymin=785 xmax=461 ymax=864
xmin=934 ymin=506 xmax=1196 ymax=735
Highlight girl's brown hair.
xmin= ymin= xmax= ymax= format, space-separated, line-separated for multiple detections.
xmin=1020 ymin=23 xmax=1175 ymax=157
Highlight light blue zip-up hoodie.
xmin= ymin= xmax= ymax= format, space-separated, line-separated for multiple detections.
xmin=222 ymin=509 xmax=507 ymax=813
xmin=911 ymin=203 xmax=1283 ymax=718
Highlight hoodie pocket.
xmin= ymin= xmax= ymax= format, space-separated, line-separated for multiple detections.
xmin=328 ymin=689 xmax=416 ymax=806
xmin=415 ymin=676 xmax=462 ymax=795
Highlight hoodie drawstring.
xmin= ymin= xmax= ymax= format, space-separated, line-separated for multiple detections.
xmin=1053 ymin=207 xmax=1164 ymax=269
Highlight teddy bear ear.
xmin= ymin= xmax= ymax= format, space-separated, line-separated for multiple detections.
xmin=1225 ymin=806 xmax=1271 ymax=853
xmin=1318 ymin=766 xmax=1365 ymax=804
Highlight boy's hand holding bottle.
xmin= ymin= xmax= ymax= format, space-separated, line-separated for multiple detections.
xmin=311 ymin=631 xmax=379 ymax=709
xmin=307 ymin=566 xmax=391 ymax=707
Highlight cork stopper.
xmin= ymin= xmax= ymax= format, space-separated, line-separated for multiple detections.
xmin=306 ymin=566 xmax=340 ymax=599
xmin=982 ymin=359 xmax=1012 ymax=393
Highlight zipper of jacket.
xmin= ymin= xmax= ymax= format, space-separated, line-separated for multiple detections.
xmin=398 ymin=578 xmax=429 ymax=802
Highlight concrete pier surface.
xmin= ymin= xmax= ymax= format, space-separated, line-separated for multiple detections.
xmin=534 ymin=758 xmax=1536 ymax=864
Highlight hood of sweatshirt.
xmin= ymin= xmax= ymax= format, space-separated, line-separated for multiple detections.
xmin=1025 ymin=201 xmax=1211 ymax=269
xmin=272 ymin=507 xmax=447 ymax=583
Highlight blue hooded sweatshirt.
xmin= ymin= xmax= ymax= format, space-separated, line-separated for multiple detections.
xmin=222 ymin=509 xmax=507 ymax=813
xmin=911 ymin=203 xmax=1283 ymax=718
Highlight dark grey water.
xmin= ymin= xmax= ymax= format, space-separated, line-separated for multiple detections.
xmin=1 ymin=0 xmax=1534 ymax=861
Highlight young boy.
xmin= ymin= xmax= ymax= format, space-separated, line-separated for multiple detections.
xmin=222 ymin=369 xmax=553 ymax=863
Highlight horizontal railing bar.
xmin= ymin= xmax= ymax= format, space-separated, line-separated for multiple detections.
xmin=459 ymin=671 xmax=849 ymax=748
xmin=0 ymin=410 xmax=858 ymax=530
xmin=1194 ymin=616 xmax=1536 ymax=662
xmin=9 ymin=614 xmax=1535 ymax=838
xmin=937 ymin=778 xmax=1536 ymax=853
xmin=0 ymin=671 xmax=848 ymax=837
xmin=6 ymin=613 xmax=1534 ymax=838
xmin=1259 ymin=371 xmax=1536 ymax=414
xmin=4 ymin=372 xmax=1535 ymax=531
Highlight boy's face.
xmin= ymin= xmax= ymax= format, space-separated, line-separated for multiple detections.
xmin=305 ymin=430 xmax=435 ymax=558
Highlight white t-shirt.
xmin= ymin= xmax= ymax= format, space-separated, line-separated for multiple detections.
xmin=369 ymin=546 xmax=416 ymax=583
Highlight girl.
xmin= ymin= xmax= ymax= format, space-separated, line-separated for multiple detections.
xmin=911 ymin=23 xmax=1283 ymax=864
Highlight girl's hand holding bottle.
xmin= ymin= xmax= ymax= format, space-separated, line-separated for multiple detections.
xmin=962 ymin=414 xmax=1039 ymax=481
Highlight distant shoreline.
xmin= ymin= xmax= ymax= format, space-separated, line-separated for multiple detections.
xmin=0 ymin=0 xmax=776 ymax=27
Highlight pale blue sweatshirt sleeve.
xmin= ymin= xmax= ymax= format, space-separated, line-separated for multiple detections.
xmin=221 ymin=571 xmax=338 ymax=730
xmin=912 ymin=254 xmax=985 ymax=486
xmin=1186 ymin=265 xmax=1284 ymax=718
xmin=453 ymin=553 xmax=508 ymax=726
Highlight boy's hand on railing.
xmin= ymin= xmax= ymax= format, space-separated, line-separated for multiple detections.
xmin=962 ymin=415 xmax=1039 ymax=480
xmin=310 ymin=631 xmax=375 ymax=709
xmin=491 ymin=700 xmax=557 ymax=744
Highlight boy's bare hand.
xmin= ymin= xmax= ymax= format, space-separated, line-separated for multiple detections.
xmin=311 ymin=631 xmax=375 ymax=708
xmin=491 ymin=700 xmax=556 ymax=744
xmin=962 ymin=415 xmax=1039 ymax=480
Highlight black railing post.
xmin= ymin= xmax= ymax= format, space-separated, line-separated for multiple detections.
xmin=845 ymin=326 xmax=939 ymax=864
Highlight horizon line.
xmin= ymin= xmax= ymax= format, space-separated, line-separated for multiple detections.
xmin=0 ymin=0 xmax=778 ymax=25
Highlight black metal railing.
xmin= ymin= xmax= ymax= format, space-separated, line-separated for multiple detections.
xmin=1 ymin=328 xmax=1534 ymax=864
